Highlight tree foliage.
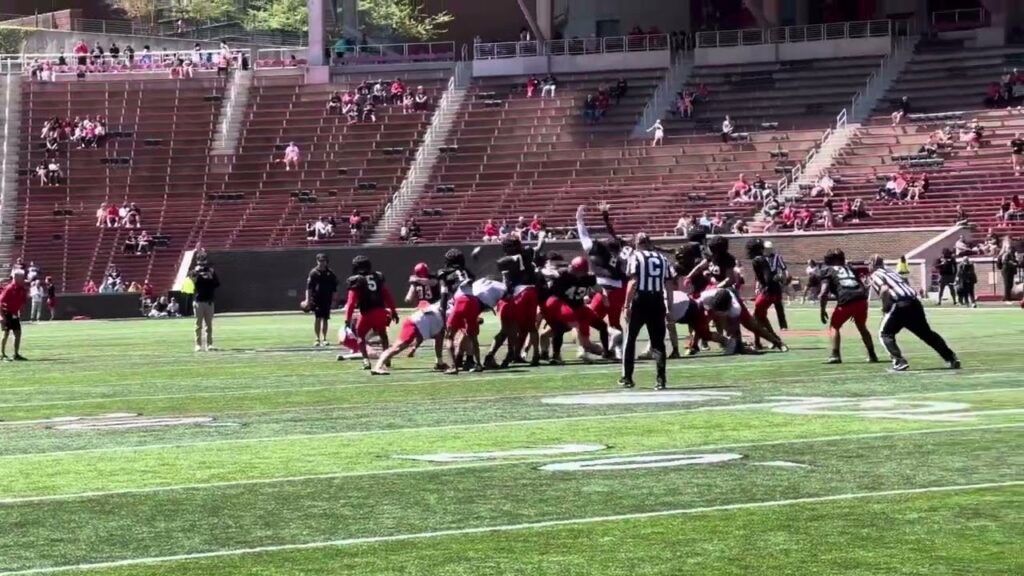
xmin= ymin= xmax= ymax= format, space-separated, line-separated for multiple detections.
xmin=358 ymin=0 xmax=453 ymax=41
xmin=0 ymin=27 xmax=28 ymax=54
xmin=245 ymin=0 xmax=309 ymax=33
xmin=177 ymin=0 xmax=239 ymax=23
xmin=109 ymin=0 xmax=158 ymax=22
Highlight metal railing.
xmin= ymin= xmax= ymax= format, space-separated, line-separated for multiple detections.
xmin=254 ymin=48 xmax=308 ymax=68
xmin=330 ymin=41 xmax=456 ymax=65
xmin=1 ymin=48 xmax=250 ymax=76
xmin=931 ymin=8 xmax=989 ymax=29
xmin=72 ymin=18 xmax=150 ymax=36
xmin=473 ymin=33 xmax=669 ymax=60
xmin=636 ymin=45 xmax=690 ymax=137
xmin=697 ymin=19 xmax=891 ymax=48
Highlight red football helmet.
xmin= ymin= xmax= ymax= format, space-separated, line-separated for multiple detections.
xmin=570 ymin=256 xmax=589 ymax=273
xmin=413 ymin=262 xmax=430 ymax=278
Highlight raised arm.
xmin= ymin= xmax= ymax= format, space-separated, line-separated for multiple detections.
xmin=576 ymin=205 xmax=594 ymax=252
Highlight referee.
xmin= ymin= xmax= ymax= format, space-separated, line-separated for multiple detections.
xmin=621 ymin=233 xmax=677 ymax=390
xmin=868 ymin=255 xmax=959 ymax=372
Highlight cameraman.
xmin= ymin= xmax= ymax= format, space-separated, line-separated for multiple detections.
xmin=191 ymin=255 xmax=220 ymax=352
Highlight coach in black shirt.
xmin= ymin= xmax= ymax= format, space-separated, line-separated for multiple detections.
xmin=305 ymin=253 xmax=339 ymax=347
xmin=191 ymin=256 xmax=220 ymax=352
xmin=934 ymin=248 xmax=957 ymax=305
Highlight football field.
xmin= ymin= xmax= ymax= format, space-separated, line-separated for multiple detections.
xmin=0 ymin=306 xmax=1022 ymax=575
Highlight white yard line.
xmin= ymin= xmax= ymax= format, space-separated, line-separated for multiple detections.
xmin=2 ymin=385 xmax=1023 ymax=460
xmin=0 ymin=423 xmax=1020 ymax=505
xmin=0 ymin=480 xmax=1020 ymax=575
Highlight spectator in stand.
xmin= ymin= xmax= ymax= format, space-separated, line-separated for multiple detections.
xmin=36 ymin=162 xmax=49 ymax=186
xmin=390 ymin=78 xmax=405 ymax=105
xmin=891 ymin=96 xmax=910 ymax=126
xmin=851 ymin=198 xmax=870 ymax=221
xmin=315 ymin=216 xmax=334 ymax=240
xmin=305 ymin=221 xmax=317 ymax=240
xmin=326 ymin=91 xmax=342 ymax=115
xmin=46 ymin=160 xmax=62 ymax=186
xmin=524 ymin=214 xmax=541 ymax=240
xmin=905 ymin=176 xmax=924 ymax=204
xmin=125 ymin=44 xmax=135 ymax=65
xmin=95 ymin=203 xmax=107 ymax=227
xmin=646 ymin=119 xmax=664 ymax=146
xmin=595 ymin=88 xmax=609 ymax=120
xmin=372 ymin=79 xmax=386 ymax=105
xmin=955 ymin=204 xmax=969 ymax=225
xmin=811 ymin=170 xmax=835 ymax=198
xmin=349 ymin=210 xmax=363 ymax=237
xmin=1010 ymin=132 xmax=1024 ymax=175
xmin=74 ymin=40 xmax=89 ymax=66
xmin=695 ymin=82 xmax=710 ymax=103
xmin=497 ymin=219 xmax=512 ymax=240
xmin=728 ymin=174 xmax=750 ymax=204
xmin=698 ymin=210 xmax=712 ymax=230
xmin=401 ymin=92 xmax=414 ymax=114
xmin=118 ymin=202 xmax=129 ymax=226
xmin=141 ymin=45 xmax=152 ymax=65
xmin=127 ymin=281 xmax=142 ymax=293
xmin=612 ymin=77 xmax=628 ymax=105
xmin=721 ymin=115 xmax=734 ymax=143
xmin=795 ymin=206 xmax=814 ymax=231
xmin=125 ymin=203 xmax=141 ymax=228
xmin=961 ymin=119 xmax=983 ymax=151
xmin=525 ymin=75 xmax=540 ymax=98
xmin=582 ymin=94 xmax=598 ymax=124
xmin=954 ymin=234 xmax=977 ymax=257
xmin=731 ymin=218 xmax=747 ymax=235
xmin=137 ymin=230 xmax=153 ymax=254
xmin=282 ymin=142 xmax=300 ymax=171
xmin=679 ymin=91 xmax=694 ymax=118
xmin=105 ymin=203 xmax=120 ymax=227
xmin=482 ymin=219 xmax=499 ymax=242
xmin=763 ymin=196 xmax=781 ymax=220
xmin=821 ymin=198 xmax=835 ymax=230
xmin=123 ymin=231 xmax=137 ymax=254
xmin=413 ymin=86 xmax=430 ymax=111
xmin=362 ymin=101 xmax=377 ymax=123
xmin=673 ymin=215 xmax=690 ymax=236
xmin=541 ymin=74 xmax=557 ymax=98
xmin=142 ymin=280 xmax=154 ymax=302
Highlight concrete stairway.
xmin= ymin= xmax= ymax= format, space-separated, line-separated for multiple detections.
xmin=0 ymin=74 xmax=22 ymax=270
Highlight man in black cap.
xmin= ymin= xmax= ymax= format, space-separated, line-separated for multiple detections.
xmin=304 ymin=253 xmax=339 ymax=347
xmin=191 ymin=253 xmax=220 ymax=352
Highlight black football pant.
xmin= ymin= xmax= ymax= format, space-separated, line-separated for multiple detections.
xmin=622 ymin=295 xmax=666 ymax=383
xmin=1003 ymin=273 xmax=1016 ymax=300
xmin=937 ymin=276 xmax=955 ymax=304
xmin=879 ymin=300 xmax=956 ymax=364
xmin=958 ymin=283 xmax=974 ymax=306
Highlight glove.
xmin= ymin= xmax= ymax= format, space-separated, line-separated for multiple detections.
xmin=390 ymin=310 xmax=400 ymax=325
xmin=819 ymin=310 xmax=829 ymax=325
xmin=344 ymin=320 xmax=354 ymax=332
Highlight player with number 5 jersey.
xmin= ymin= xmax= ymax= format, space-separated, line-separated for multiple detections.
xmin=344 ymin=255 xmax=399 ymax=369
xmin=818 ymin=248 xmax=879 ymax=364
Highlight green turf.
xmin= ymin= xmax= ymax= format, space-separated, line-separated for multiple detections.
xmin=0 ymin=307 xmax=1021 ymax=575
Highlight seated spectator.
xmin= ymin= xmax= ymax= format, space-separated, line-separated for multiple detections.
xmin=326 ymin=91 xmax=342 ymax=115
xmin=127 ymin=281 xmax=141 ymax=293
xmin=795 ymin=207 xmax=814 ymax=231
xmin=136 ymin=230 xmax=153 ymax=254
xmin=123 ymin=231 xmax=137 ymax=254
xmin=513 ymin=216 xmax=527 ymax=238
xmin=752 ymin=174 xmax=766 ymax=192
xmin=673 ymin=215 xmax=690 ymax=236
xmin=36 ymin=162 xmax=49 ymax=186
xmin=46 ymin=160 xmax=62 ymax=186
xmin=315 ymin=216 xmax=334 ymax=239
xmin=83 ymin=279 xmax=98 ymax=294
xmin=528 ymin=214 xmax=543 ymax=240
xmin=149 ymin=296 xmax=170 ymax=318
xmin=142 ymin=280 xmax=154 ymax=301
xmin=118 ymin=202 xmax=130 ymax=225
xmin=401 ymin=92 xmax=414 ymax=114
xmin=282 ymin=142 xmax=300 ymax=171
xmin=362 ymin=101 xmax=377 ymax=123
xmin=413 ymin=87 xmax=430 ymax=112
xmin=731 ymin=218 xmax=747 ymax=235
xmin=595 ymin=89 xmax=609 ymax=119
xmin=611 ymin=77 xmax=628 ymax=105
xmin=525 ymin=75 xmax=540 ymax=98
xmin=96 ymin=203 xmax=107 ymax=227
xmin=961 ymin=119 xmax=983 ymax=150
xmin=541 ymin=74 xmax=557 ymax=98
xmin=954 ymin=234 xmax=977 ymax=257
xmin=820 ymin=199 xmax=835 ymax=230
xmin=390 ymin=78 xmax=406 ymax=105
xmin=305 ymin=221 xmax=317 ymax=240
xmin=105 ymin=203 xmax=120 ymax=227
xmin=780 ymin=203 xmax=795 ymax=228
xmin=851 ymin=198 xmax=871 ymax=221
xmin=762 ymin=196 xmax=781 ymax=219
xmin=372 ymin=79 xmax=387 ymax=105
xmin=721 ymin=115 xmax=734 ymax=143
xmin=905 ymin=177 xmax=924 ymax=203
xmin=345 ymin=101 xmax=360 ymax=124
xmin=582 ymin=95 xmax=598 ymax=124
xmin=349 ymin=210 xmax=363 ymax=237
xmin=698 ymin=210 xmax=712 ymax=230
xmin=997 ymin=197 xmax=1013 ymax=222
xmin=811 ymin=170 xmax=835 ymax=198
xmin=482 ymin=219 xmax=499 ymax=242
xmin=891 ymin=96 xmax=910 ymax=126
xmin=695 ymin=83 xmax=709 ymax=103
xmin=498 ymin=219 xmax=512 ymax=240
xmin=728 ymin=173 xmax=750 ymax=204
xmin=125 ymin=203 xmax=141 ymax=228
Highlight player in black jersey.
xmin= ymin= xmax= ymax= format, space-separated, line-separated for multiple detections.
xmin=343 ymin=256 xmax=399 ymax=369
xmin=747 ymin=239 xmax=784 ymax=350
xmin=438 ymin=249 xmax=481 ymax=373
xmin=577 ymin=204 xmax=631 ymax=332
xmin=486 ymin=237 xmax=542 ymax=367
xmin=819 ymin=249 xmax=878 ymax=364
xmin=406 ymin=262 xmax=439 ymax=309
xmin=540 ymin=257 xmax=612 ymax=364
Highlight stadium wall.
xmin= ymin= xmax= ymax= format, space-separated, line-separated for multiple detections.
xmin=694 ymin=35 xmax=892 ymax=67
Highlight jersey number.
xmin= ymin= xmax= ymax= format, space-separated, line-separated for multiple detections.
xmin=833 ymin=267 xmax=859 ymax=288
xmin=418 ymin=285 xmax=433 ymax=300
xmin=565 ymin=286 xmax=588 ymax=300
xmin=646 ymin=257 xmax=664 ymax=278
xmin=366 ymin=279 xmax=378 ymax=291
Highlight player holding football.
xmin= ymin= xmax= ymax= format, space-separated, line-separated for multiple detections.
xmin=818 ymin=248 xmax=879 ymax=364
xmin=343 ymin=256 xmax=399 ymax=369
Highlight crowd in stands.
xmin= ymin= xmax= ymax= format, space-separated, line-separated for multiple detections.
xmin=985 ymin=67 xmax=1024 ymax=110
xmin=96 ymin=202 xmax=143 ymax=229
xmin=325 ymin=79 xmax=430 ymax=125
xmin=481 ymin=215 xmax=545 ymax=243
xmin=524 ymin=74 xmax=559 ymax=98
xmin=674 ymin=83 xmax=709 ymax=119
xmin=399 ymin=218 xmax=422 ymax=243
xmin=304 ymin=211 xmax=364 ymax=242
xmin=40 ymin=116 xmax=108 ymax=151
xmin=875 ymin=172 xmax=930 ymax=205
xmin=26 ymin=40 xmax=246 ymax=81
xmin=580 ymin=78 xmax=628 ymax=124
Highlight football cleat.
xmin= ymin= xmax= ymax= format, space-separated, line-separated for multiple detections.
xmin=370 ymin=367 xmax=390 ymax=376
xmin=868 ymin=353 xmax=880 ymax=363
xmin=483 ymin=354 xmax=500 ymax=369
xmin=618 ymin=377 xmax=635 ymax=389
xmin=889 ymin=359 xmax=910 ymax=372
xmin=948 ymin=359 xmax=962 ymax=370
xmin=825 ymin=356 xmax=842 ymax=364
xmin=654 ymin=378 xmax=667 ymax=391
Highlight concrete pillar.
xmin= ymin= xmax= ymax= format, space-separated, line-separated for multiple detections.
xmin=308 ymin=0 xmax=325 ymax=66
xmin=536 ymin=0 xmax=552 ymax=41
xmin=341 ymin=0 xmax=359 ymax=38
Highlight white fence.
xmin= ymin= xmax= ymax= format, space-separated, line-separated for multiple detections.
xmin=697 ymin=20 xmax=891 ymax=48
xmin=0 ymin=49 xmax=250 ymax=76
xmin=931 ymin=8 xmax=989 ymax=29
xmin=473 ymin=34 xmax=669 ymax=60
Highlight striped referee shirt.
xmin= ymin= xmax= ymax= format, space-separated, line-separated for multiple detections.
xmin=869 ymin=267 xmax=917 ymax=302
xmin=628 ymin=250 xmax=677 ymax=294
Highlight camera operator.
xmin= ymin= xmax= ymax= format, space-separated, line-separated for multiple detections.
xmin=191 ymin=254 xmax=220 ymax=352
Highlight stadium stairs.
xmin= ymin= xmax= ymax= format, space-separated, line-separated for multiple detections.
xmin=817 ymin=41 xmax=1024 ymax=235
xmin=401 ymin=69 xmax=831 ymax=243
xmin=0 ymin=75 xmax=22 ymax=270
xmin=14 ymin=78 xmax=225 ymax=292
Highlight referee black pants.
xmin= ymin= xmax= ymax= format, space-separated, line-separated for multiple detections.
xmin=879 ymin=299 xmax=956 ymax=363
xmin=622 ymin=295 xmax=666 ymax=383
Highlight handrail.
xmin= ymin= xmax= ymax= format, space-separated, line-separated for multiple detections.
xmin=328 ymin=41 xmax=456 ymax=65
xmin=931 ymin=8 xmax=988 ymax=29
xmin=0 ymin=48 xmax=250 ymax=76
xmin=697 ymin=19 xmax=891 ymax=48
xmin=473 ymin=33 xmax=669 ymax=60
xmin=636 ymin=44 xmax=690 ymax=137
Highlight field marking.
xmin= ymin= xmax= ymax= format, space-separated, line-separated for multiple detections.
xmin=3 ymin=385 xmax=1023 ymax=461
xmin=1 ymin=481 xmax=1020 ymax=575
xmin=1 ymin=422 xmax=1020 ymax=505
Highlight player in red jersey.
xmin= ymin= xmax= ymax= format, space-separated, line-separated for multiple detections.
xmin=576 ymin=204 xmax=631 ymax=332
xmin=343 ymin=255 xmax=399 ymax=369
xmin=540 ymin=256 xmax=612 ymax=364
xmin=819 ymin=248 xmax=879 ymax=364
xmin=405 ymin=262 xmax=439 ymax=310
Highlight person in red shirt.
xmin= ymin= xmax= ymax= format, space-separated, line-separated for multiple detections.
xmin=482 ymin=219 xmax=499 ymax=242
xmin=1 ymin=269 xmax=29 ymax=360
